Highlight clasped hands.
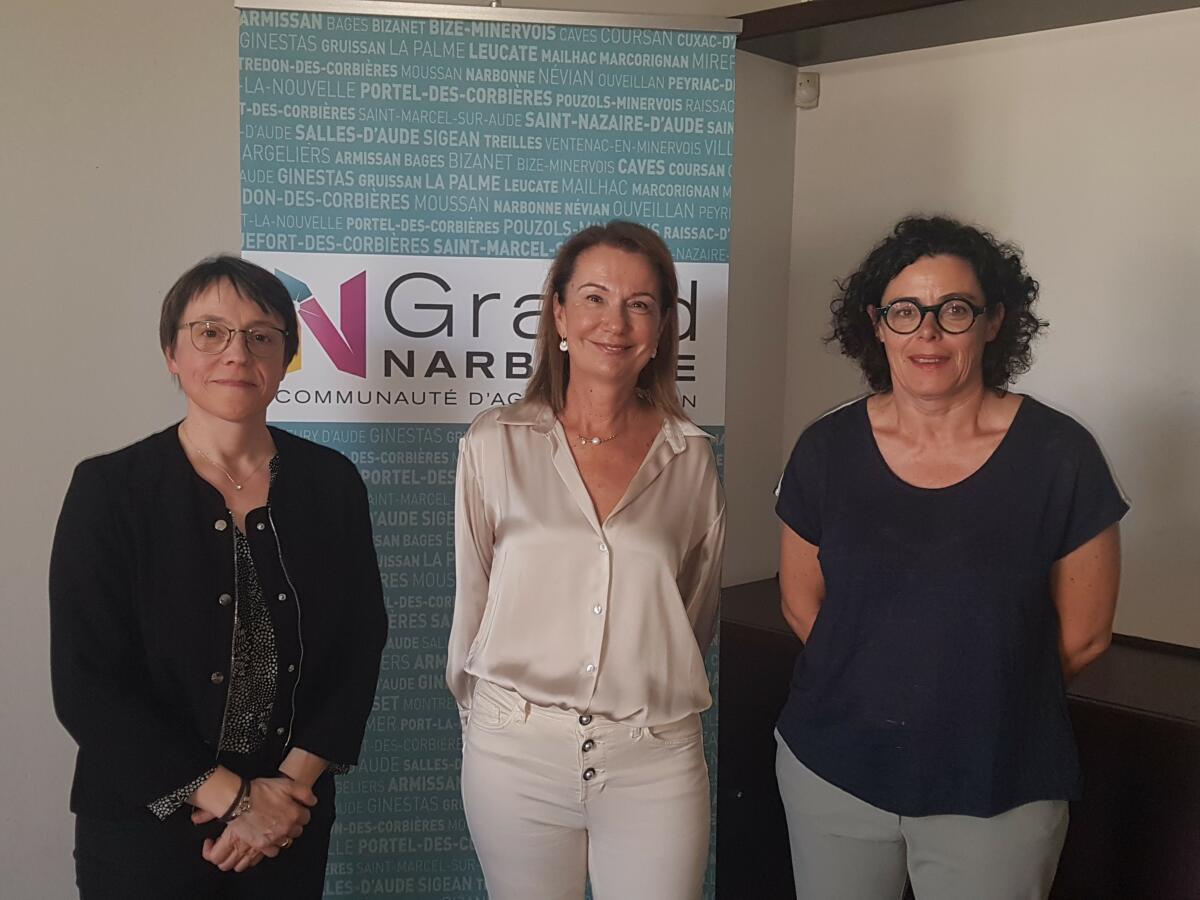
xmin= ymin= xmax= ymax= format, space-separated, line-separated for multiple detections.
xmin=193 ymin=775 xmax=317 ymax=873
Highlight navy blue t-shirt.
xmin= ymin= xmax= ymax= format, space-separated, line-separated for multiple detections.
xmin=775 ymin=395 xmax=1129 ymax=817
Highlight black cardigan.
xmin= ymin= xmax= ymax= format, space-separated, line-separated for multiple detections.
xmin=50 ymin=423 xmax=387 ymax=819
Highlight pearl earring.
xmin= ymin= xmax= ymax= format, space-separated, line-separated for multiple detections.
xmin=559 ymin=338 xmax=568 ymax=352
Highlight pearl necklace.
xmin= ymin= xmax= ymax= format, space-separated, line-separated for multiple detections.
xmin=576 ymin=432 xmax=618 ymax=447
xmin=180 ymin=425 xmax=271 ymax=491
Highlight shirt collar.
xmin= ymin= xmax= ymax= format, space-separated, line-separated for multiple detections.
xmin=662 ymin=417 xmax=716 ymax=453
xmin=495 ymin=402 xmax=714 ymax=453
xmin=495 ymin=402 xmax=556 ymax=434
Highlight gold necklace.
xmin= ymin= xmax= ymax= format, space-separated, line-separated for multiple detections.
xmin=180 ymin=425 xmax=271 ymax=491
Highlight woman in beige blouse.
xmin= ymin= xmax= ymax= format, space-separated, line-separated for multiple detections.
xmin=447 ymin=221 xmax=725 ymax=900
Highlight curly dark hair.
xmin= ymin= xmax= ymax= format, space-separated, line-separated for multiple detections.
xmin=828 ymin=216 xmax=1047 ymax=391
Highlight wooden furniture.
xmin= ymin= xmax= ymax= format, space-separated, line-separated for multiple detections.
xmin=736 ymin=0 xmax=1200 ymax=66
xmin=715 ymin=579 xmax=1200 ymax=899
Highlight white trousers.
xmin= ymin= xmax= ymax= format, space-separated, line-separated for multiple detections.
xmin=461 ymin=680 xmax=711 ymax=900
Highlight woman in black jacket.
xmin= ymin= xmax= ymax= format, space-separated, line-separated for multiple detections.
xmin=50 ymin=256 xmax=387 ymax=899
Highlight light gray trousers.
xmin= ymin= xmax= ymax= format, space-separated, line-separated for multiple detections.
xmin=775 ymin=732 xmax=1069 ymax=900
xmin=462 ymin=680 xmax=710 ymax=900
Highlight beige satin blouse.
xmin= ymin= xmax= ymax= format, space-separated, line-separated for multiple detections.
xmin=447 ymin=402 xmax=726 ymax=728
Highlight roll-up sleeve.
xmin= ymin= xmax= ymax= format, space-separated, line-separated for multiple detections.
xmin=678 ymin=503 xmax=727 ymax=653
xmin=50 ymin=460 xmax=217 ymax=807
xmin=289 ymin=463 xmax=387 ymax=765
xmin=446 ymin=432 xmax=495 ymax=728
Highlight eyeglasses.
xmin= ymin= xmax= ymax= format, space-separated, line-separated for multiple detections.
xmin=181 ymin=321 xmax=289 ymax=358
xmin=876 ymin=298 xmax=989 ymax=335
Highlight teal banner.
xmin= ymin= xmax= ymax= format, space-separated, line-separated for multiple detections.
xmin=240 ymin=10 xmax=734 ymax=263
xmin=239 ymin=7 xmax=735 ymax=898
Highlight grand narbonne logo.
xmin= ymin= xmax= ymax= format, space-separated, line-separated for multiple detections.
xmin=275 ymin=269 xmax=367 ymax=378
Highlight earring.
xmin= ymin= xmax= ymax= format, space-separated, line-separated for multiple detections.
xmin=559 ymin=338 xmax=568 ymax=352
xmin=651 ymin=351 xmax=657 ymax=359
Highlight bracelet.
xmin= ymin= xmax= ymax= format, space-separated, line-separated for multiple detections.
xmin=219 ymin=777 xmax=251 ymax=823
xmin=235 ymin=779 xmax=253 ymax=819
xmin=217 ymin=779 xmax=244 ymax=822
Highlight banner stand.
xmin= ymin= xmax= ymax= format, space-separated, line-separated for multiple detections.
xmin=238 ymin=2 xmax=739 ymax=895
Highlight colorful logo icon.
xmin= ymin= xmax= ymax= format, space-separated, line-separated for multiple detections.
xmin=275 ymin=269 xmax=367 ymax=378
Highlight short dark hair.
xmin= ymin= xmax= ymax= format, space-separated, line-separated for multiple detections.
xmin=159 ymin=255 xmax=299 ymax=366
xmin=524 ymin=221 xmax=685 ymax=419
xmin=828 ymin=216 xmax=1047 ymax=391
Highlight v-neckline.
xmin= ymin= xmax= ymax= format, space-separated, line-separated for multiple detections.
xmin=548 ymin=421 xmax=671 ymax=533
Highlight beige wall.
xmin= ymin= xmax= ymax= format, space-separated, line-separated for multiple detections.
xmin=724 ymin=51 xmax=797 ymax=585
xmin=0 ymin=1 xmax=793 ymax=895
xmin=785 ymin=9 xmax=1200 ymax=647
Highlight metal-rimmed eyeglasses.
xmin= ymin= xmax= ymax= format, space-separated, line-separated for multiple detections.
xmin=180 ymin=321 xmax=289 ymax=358
xmin=876 ymin=298 xmax=989 ymax=335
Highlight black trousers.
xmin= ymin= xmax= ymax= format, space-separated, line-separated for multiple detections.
xmin=74 ymin=764 xmax=335 ymax=900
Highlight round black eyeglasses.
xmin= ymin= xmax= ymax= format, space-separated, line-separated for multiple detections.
xmin=876 ymin=298 xmax=989 ymax=335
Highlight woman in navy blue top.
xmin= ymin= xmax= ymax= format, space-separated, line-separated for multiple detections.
xmin=775 ymin=217 xmax=1128 ymax=900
